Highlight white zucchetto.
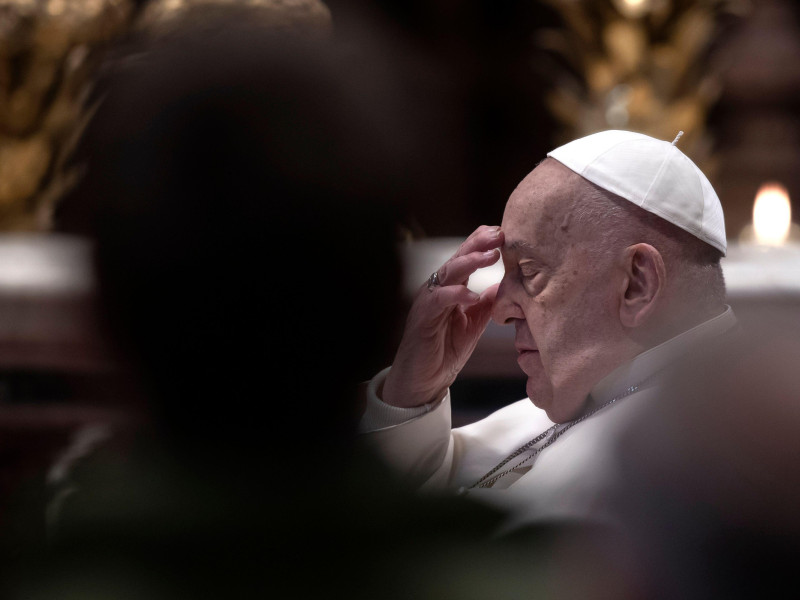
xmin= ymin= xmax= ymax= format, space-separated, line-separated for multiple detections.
xmin=547 ymin=129 xmax=727 ymax=255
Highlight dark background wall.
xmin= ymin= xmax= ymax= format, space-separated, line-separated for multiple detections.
xmin=326 ymin=0 xmax=800 ymax=242
xmin=324 ymin=0 xmax=561 ymax=237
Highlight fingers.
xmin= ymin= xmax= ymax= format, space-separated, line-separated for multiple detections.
xmin=479 ymin=282 xmax=500 ymax=304
xmin=434 ymin=225 xmax=502 ymax=288
xmin=437 ymin=247 xmax=500 ymax=287
xmin=455 ymin=225 xmax=503 ymax=259
xmin=429 ymin=284 xmax=480 ymax=308
xmin=420 ymin=224 xmax=501 ymax=300
xmin=464 ymin=282 xmax=499 ymax=324
xmin=424 ymin=274 xmax=499 ymax=326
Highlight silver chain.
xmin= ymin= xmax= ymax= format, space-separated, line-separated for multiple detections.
xmin=463 ymin=383 xmax=644 ymax=491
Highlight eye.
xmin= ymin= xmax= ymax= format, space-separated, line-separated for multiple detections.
xmin=519 ymin=260 xmax=545 ymax=294
xmin=519 ymin=260 xmax=539 ymax=279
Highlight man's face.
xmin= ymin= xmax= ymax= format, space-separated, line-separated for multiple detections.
xmin=492 ymin=160 xmax=626 ymax=423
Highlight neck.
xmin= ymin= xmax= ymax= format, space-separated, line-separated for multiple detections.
xmin=635 ymin=302 xmax=726 ymax=352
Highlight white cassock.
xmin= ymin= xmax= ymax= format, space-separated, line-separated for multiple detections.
xmin=359 ymin=307 xmax=737 ymax=534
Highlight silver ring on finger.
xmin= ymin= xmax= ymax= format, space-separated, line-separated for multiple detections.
xmin=426 ymin=270 xmax=441 ymax=292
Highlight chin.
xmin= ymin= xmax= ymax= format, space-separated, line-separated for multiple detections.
xmin=543 ymin=405 xmax=578 ymax=424
xmin=527 ymin=379 xmax=587 ymax=424
xmin=525 ymin=378 xmax=553 ymax=411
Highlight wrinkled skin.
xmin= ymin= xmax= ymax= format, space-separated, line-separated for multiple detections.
xmin=382 ymin=225 xmax=503 ymax=409
xmin=384 ymin=160 xmax=634 ymax=423
xmin=491 ymin=160 xmax=631 ymax=423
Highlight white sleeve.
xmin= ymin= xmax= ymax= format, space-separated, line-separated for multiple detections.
xmin=356 ymin=368 xmax=546 ymax=492
xmin=357 ymin=367 xmax=454 ymax=488
xmin=358 ymin=367 xmax=445 ymax=432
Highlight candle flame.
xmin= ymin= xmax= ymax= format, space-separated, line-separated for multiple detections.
xmin=753 ymin=182 xmax=792 ymax=246
xmin=613 ymin=0 xmax=650 ymax=17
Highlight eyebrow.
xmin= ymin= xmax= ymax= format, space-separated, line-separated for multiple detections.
xmin=504 ymin=239 xmax=554 ymax=269
xmin=505 ymin=239 xmax=538 ymax=253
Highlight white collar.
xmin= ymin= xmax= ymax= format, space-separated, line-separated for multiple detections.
xmin=590 ymin=306 xmax=738 ymax=405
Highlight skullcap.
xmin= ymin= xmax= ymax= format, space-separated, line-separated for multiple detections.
xmin=547 ymin=129 xmax=726 ymax=255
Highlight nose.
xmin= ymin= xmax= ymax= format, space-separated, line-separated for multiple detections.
xmin=491 ymin=274 xmax=524 ymax=325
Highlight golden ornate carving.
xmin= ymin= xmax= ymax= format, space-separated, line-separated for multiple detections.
xmin=535 ymin=0 xmax=748 ymax=168
xmin=138 ymin=0 xmax=331 ymax=35
xmin=0 ymin=0 xmax=331 ymax=231
xmin=0 ymin=0 xmax=134 ymax=230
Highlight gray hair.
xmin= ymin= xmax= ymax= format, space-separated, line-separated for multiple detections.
xmin=572 ymin=173 xmax=727 ymax=315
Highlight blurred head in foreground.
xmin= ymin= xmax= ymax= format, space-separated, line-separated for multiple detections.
xmin=41 ymin=13 xmax=551 ymax=600
xmin=56 ymin=6 xmax=412 ymax=471
xmin=570 ymin=306 xmax=800 ymax=598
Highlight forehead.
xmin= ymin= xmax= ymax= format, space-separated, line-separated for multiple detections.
xmin=501 ymin=159 xmax=592 ymax=258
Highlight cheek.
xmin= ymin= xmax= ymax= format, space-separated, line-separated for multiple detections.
xmin=523 ymin=301 xmax=566 ymax=364
xmin=521 ymin=258 xmax=614 ymax=351
xmin=528 ymin=288 xmax=599 ymax=360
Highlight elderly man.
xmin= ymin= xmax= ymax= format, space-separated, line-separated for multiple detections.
xmin=359 ymin=130 xmax=736 ymax=529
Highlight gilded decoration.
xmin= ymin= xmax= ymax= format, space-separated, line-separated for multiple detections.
xmin=0 ymin=0 xmax=330 ymax=231
xmin=535 ymin=0 xmax=748 ymax=171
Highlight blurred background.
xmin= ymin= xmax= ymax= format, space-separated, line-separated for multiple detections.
xmin=4 ymin=0 xmax=800 ymax=235
xmin=0 ymin=0 xmax=799 ymax=517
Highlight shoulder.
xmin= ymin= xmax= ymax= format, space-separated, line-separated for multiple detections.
xmin=441 ymin=399 xmax=552 ymax=490
xmin=453 ymin=399 xmax=552 ymax=463
xmin=457 ymin=399 xmax=551 ymax=437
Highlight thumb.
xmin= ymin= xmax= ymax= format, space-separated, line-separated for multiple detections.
xmin=465 ymin=283 xmax=499 ymax=330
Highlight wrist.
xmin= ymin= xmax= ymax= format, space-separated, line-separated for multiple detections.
xmin=381 ymin=373 xmax=445 ymax=409
xmin=360 ymin=367 xmax=446 ymax=432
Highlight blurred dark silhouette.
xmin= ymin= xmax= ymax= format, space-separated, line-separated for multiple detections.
xmin=2 ymin=7 xmax=555 ymax=598
xmin=55 ymin=9 xmax=410 ymax=461
xmin=561 ymin=306 xmax=800 ymax=599
xmin=324 ymin=0 xmax=560 ymax=236
xmin=486 ymin=307 xmax=800 ymax=600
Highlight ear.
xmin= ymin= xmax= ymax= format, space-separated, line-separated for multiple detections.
xmin=618 ymin=243 xmax=666 ymax=329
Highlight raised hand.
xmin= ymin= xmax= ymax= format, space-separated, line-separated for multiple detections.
xmin=382 ymin=225 xmax=503 ymax=408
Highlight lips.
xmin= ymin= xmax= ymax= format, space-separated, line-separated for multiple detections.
xmin=513 ymin=321 xmax=537 ymax=352
xmin=514 ymin=338 xmax=538 ymax=354
xmin=516 ymin=352 xmax=541 ymax=379
xmin=515 ymin=344 xmax=537 ymax=354
xmin=513 ymin=322 xmax=539 ymax=369
xmin=515 ymin=343 xmax=538 ymax=363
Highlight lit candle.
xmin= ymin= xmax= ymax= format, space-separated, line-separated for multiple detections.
xmin=613 ymin=0 xmax=651 ymax=18
xmin=724 ymin=182 xmax=800 ymax=298
xmin=739 ymin=182 xmax=797 ymax=245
